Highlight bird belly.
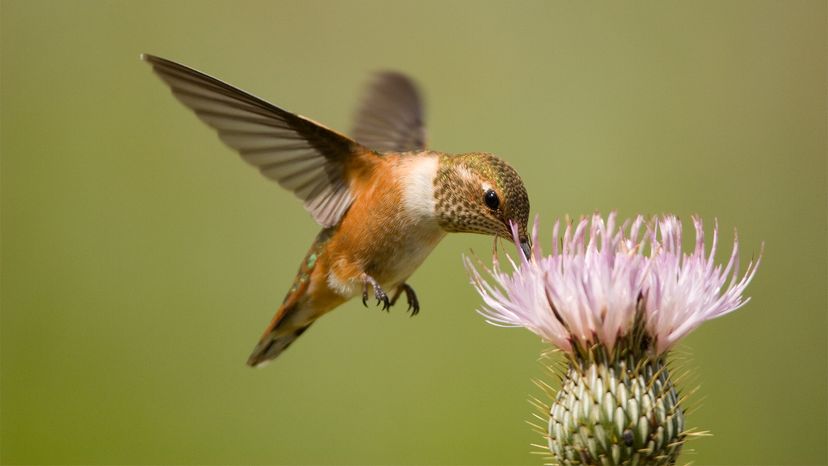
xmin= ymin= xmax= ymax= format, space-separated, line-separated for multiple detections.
xmin=325 ymin=219 xmax=445 ymax=299
xmin=373 ymin=222 xmax=445 ymax=290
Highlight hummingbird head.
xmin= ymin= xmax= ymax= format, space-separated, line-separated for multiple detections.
xmin=434 ymin=153 xmax=531 ymax=257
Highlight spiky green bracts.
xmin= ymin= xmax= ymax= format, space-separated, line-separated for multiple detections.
xmin=543 ymin=334 xmax=685 ymax=464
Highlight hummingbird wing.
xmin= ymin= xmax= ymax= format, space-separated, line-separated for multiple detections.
xmin=351 ymin=72 xmax=427 ymax=152
xmin=143 ymin=54 xmax=368 ymax=228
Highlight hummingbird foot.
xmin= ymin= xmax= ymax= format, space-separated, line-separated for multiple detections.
xmin=390 ymin=283 xmax=420 ymax=316
xmin=361 ymin=274 xmax=390 ymax=311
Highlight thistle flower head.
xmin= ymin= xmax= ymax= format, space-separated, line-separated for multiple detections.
xmin=466 ymin=213 xmax=762 ymax=465
xmin=466 ymin=212 xmax=761 ymax=357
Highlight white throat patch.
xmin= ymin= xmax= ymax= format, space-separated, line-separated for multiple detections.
xmin=401 ymin=156 xmax=439 ymax=220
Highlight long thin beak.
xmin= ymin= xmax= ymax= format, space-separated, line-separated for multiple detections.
xmin=519 ymin=237 xmax=531 ymax=260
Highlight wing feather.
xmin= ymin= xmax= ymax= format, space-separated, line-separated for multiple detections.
xmin=143 ymin=54 xmax=368 ymax=227
xmin=352 ymin=71 xmax=427 ymax=153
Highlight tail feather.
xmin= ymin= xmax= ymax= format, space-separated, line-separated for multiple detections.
xmin=247 ymin=228 xmax=334 ymax=367
xmin=247 ymin=322 xmax=312 ymax=367
xmin=246 ymin=286 xmax=313 ymax=367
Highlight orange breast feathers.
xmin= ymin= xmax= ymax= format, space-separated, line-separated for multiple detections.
xmin=313 ymin=153 xmax=444 ymax=302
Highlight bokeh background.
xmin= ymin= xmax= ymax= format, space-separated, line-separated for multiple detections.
xmin=2 ymin=1 xmax=825 ymax=465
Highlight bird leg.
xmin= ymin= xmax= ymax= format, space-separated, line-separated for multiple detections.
xmin=390 ymin=283 xmax=420 ymax=316
xmin=361 ymin=273 xmax=390 ymax=311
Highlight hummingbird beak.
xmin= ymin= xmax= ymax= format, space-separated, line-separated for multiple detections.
xmin=519 ymin=236 xmax=531 ymax=260
xmin=507 ymin=219 xmax=532 ymax=260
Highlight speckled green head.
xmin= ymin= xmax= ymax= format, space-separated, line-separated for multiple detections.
xmin=435 ymin=153 xmax=530 ymax=256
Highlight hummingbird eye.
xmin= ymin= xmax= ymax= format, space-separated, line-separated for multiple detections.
xmin=483 ymin=189 xmax=500 ymax=211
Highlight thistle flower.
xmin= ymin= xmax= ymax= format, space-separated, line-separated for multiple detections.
xmin=466 ymin=213 xmax=761 ymax=465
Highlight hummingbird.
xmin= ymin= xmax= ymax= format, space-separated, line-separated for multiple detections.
xmin=142 ymin=54 xmax=531 ymax=367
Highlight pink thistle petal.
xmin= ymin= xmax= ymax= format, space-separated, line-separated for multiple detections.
xmin=465 ymin=213 xmax=762 ymax=356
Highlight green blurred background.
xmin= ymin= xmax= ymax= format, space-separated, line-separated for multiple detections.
xmin=2 ymin=1 xmax=825 ymax=464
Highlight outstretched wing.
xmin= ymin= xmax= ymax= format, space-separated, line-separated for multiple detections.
xmin=351 ymin=71 xmax=426 ymax=153
xmin=143 ymin=54 xmax=368 ymax=227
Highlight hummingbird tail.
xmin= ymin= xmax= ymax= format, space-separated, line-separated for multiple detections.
xmin=246 ymin=228 xmax=335 ymax=368
xmin=246 ymin=281 xmax=315 ymax=368
xmin=246 ymin=316 xmax=314 ymax=367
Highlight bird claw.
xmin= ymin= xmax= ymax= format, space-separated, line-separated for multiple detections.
xmin=376 ymin=289 xmax=390 ymax=311
xmin=390 ymin=283 xmax=420 ymax=316
xmin=362 ymin=274 xmax=390 ymax=311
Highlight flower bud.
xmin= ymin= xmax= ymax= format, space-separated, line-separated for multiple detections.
xmin=548 ymin=352 xmax=683 ymax=465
